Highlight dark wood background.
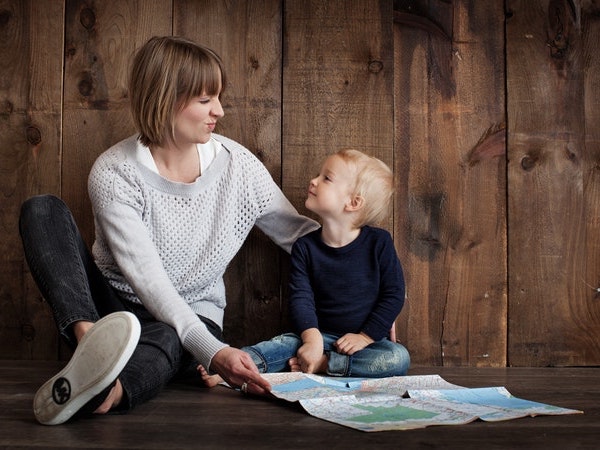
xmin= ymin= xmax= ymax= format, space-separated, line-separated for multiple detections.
xmin=2 ymin=0 xmax=599 ymax=367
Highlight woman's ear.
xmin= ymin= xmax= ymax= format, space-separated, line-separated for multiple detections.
xmin=345 ymin=195 xmax=364 ymax=212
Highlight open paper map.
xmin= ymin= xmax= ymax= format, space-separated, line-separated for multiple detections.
xmin=260 ymin=373 xmax=582 ymax=432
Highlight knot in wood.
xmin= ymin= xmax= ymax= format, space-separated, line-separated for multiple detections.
xmin=2 ymin=99 xmax=13 ymax=115
xmin=547 ymin=32 xmax=569 ymax=59
xmin=520 ymin=155 xmax=537 ymax=171
xmin=80 ymin=7 xmax=96 ymax=30
xmin=565 ymin=148 xmax=577 ymax=163
xmin=0 ymin=9 xmax=11 ymax=27
xmin=21 ymin=323 xmax=35 ymax=341
xmin=368 ymin=60 xmax=383 ymax=73
xmin=78 ymin=72 xmax=94 ymax=97
xmin=26 ymin=126 xmax=42 ymax=145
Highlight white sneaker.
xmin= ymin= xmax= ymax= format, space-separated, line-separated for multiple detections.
xmin=33 ymin=311 xmax=141 ymax=425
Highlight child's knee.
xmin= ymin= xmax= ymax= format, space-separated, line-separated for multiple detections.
xmin=390 ymin=343 xmax=410 ymax=375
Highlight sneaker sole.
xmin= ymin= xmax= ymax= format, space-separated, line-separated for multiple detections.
xmin=33 ymin=311 xmax=141 ymax=425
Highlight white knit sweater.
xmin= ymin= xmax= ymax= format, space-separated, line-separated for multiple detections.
xmin=88 ymin=133 xmax=318 ymax=369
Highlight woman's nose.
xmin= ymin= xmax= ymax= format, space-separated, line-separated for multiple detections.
xmin=212 ymin=99 xmax=224 ymax=117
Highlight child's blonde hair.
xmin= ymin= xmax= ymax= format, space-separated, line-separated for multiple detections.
xmin=129 ymin=36 xmax=226 ymax=147
xmin=336 ymin=149 xmax=394 ymax=228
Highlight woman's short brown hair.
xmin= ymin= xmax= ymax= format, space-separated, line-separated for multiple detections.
xmin=129 ymin=36 xmax=226 ymax=147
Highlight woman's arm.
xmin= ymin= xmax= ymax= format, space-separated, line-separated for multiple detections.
xmin=95 ymin=200 xmax=228 ymax=371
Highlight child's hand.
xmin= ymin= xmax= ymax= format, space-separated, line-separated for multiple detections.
xmin=296 ymin=341 xmax=326 ymax=373
xmin=292 ymin=328 xmax=326 ymax=373
xmin=334 ymin=332 xmax=374 ymax=355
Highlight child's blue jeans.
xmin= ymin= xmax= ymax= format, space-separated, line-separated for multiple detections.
xmin=243 ymin=332 xmax=410 ymax=377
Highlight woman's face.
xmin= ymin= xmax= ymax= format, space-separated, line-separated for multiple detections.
xmin=173 ymin=93 xmax=224 ymax=145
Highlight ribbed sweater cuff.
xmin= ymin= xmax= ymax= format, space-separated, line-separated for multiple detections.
xmin=182 ymin=326 xmax=229 ymax=371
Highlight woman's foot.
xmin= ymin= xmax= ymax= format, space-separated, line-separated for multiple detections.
xmin=197 ymin=365 xmax=224 ymax=387
xmin=93 ymin=379 xmax=124 ymax=414
xmin=33 ymin=312 xmax=140 ymax=425
xmin=288 ymin=354 xmax=328 ymax=374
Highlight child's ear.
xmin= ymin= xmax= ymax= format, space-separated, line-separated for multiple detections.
xmin=345 ymin=195 xmax=364 ymax=212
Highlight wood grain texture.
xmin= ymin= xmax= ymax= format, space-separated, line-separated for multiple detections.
xmin=282 ymin=0 xmax=395 ymax=216
xmin=282 ymin=0 xmax=395 ymax=346
xmin=1 ymin=361 xmax=597 ymax=449
xmin=62 ymin=0 xmax=171 ymax=246
xmin=3 ymin=0 xmax=600 ymax=367
xmin=0 ymin=0 xmax=64 ymax=359
xmin=394 ymin=0 xmax=507 ymax=367
xmin=507 ymin=0 xmax=600 ymax=366
xmin=175 ymin=0 xmax=285 ymax=346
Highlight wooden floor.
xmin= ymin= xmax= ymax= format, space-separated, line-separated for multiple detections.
xmin=0 ymin=361 xmax=597 ymax=449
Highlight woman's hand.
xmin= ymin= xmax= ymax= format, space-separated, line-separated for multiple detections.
xmin=209 ymin=347 xmax=271 ymax=395
xmin=334 ymin=332 xmax=374 ymax=355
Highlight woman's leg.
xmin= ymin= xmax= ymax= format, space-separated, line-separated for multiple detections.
xmin=19 ymin=195 xmax=125 ymax=344
xmin=20 ymin=195 xmax=140 ymax=424
xmin=32 ymin=311 xmax=141 ymax=425
xmin=323 ymin=335 xmax=410 ymax=378
xmin=119 ymin=306 xmax=222 ymax=409
xmin=20 ymin=195 xmax=222 ymax=417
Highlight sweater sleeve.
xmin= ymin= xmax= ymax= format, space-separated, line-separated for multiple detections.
xmin=89 ymin=154 xmax=228 ymax=370
xmin=211 ymin=133 xmax=319 ymax=252
xmin=288 ymin=237 xmax=320 ymax=333
xmin=360 ymin=231 xmax=405 ymax=341
xmin=255 ymin=187 xmax=320 ymax=254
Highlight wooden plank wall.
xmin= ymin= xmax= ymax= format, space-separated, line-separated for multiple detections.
xmin=394 ymin=1 xmax=508 ymax=367
xmin=2 ymin=0 xmax=600 ymax=367
xmin=506 ymin=0 xmax=600 ymax=366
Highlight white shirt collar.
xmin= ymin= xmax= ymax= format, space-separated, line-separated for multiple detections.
xmin=136 ymin=136 xmax=223 ymax=175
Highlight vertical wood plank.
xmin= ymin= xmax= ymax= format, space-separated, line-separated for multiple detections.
xmin=1 ymin=0 xmax=64 ymax=359
xmin=283 ymin=0 xmax=395 ymax=339
xmin=507 ymin=0 xmax=600 ymax=366
xmin=59 ymin=0 xmax=172 ymax=359
xmin=62 ymin=0 xmax=172 ymax=247
xmin=3 ymin=0 xmax=598 ymax=366
xmin=175 ymin=0 xmax=284 ymax=346
xmin=394 ymin=0 xmax=507 ymax=367
xmin=283 ymin=0 xmax=395 ymax=217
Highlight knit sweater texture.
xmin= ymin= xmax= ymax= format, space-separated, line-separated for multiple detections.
xmin=289 ymin=226 xmax=405 ymax=341
xmin=88 ymin=133 xmax=318 ymax=369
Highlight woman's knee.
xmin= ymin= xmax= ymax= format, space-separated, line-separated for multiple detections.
xmin=21 ymin=194 xmax=64 ymax=219
xmin=134 ymin=321 xmax=184 ymax=371
xmin=20 ymin=195 xmax=68 ymax=234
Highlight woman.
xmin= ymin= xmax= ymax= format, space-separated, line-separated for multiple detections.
xmin=19 ymin=35 xmax=318 ymax=425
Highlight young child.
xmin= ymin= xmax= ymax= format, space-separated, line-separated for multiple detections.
xmin=202 ymin=149 xmax=409 ymax=387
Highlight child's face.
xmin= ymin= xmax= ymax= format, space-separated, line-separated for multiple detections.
xmin=305 ymin=155 xmax=356 ymax=219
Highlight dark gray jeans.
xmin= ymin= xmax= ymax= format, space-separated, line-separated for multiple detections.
xmin=19 ymin=194 xmax=222 ymax=411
